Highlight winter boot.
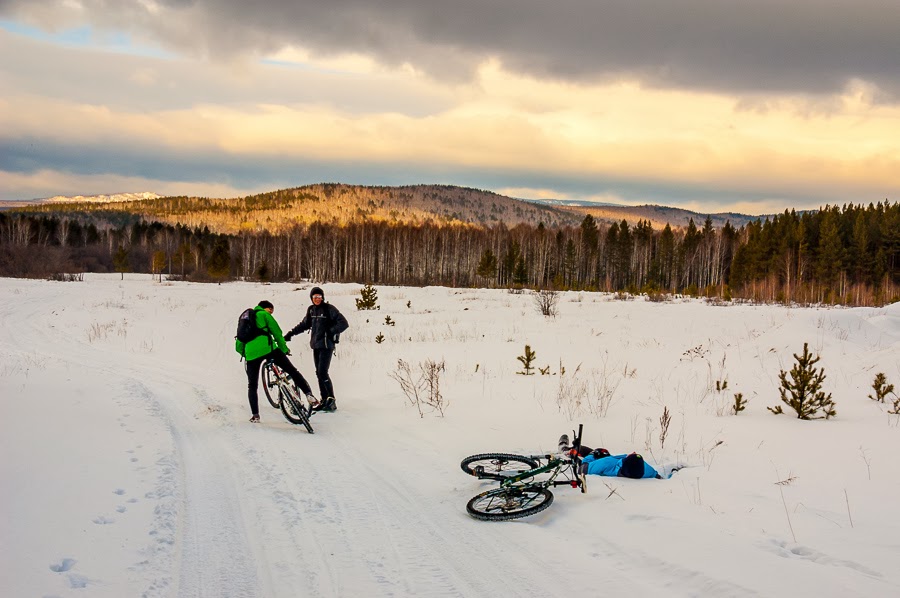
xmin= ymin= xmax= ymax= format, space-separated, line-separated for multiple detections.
xmin=314 ymin=397 xmax=337 ymax=412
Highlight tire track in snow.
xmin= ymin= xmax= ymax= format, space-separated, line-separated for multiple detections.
xmin=121 ymin=379 xmax=259 ymax=598
xmin=223 ymin=415 xmax=637 ymax=598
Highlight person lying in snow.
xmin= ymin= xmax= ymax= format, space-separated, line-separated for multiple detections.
xmin=558 ymin=434 xmax=662 ymax=479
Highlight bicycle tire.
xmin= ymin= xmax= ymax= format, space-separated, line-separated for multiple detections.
xmin=460 ymin=453 xmax=540 ymax=480
xmin=261 ymin=363 xmax=280 ymax=410
xmin=466 ymin=486 xmax=554 ymax=521
xmin=279 ymin=388 xmax=314 ymax=433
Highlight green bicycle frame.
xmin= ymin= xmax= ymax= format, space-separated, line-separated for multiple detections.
xmin=500 ymin=457 xmax=568 ymax=488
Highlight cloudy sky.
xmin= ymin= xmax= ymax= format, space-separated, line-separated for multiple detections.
xmin=1 ymin=0 xmax=898 ymax=214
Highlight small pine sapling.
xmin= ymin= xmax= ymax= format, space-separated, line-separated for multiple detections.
xmin=539 ymin=365 xmax=551 ymax=375
xmin=356 ymin=284 xmax=379 ymax=310
xmin=868 ymin=373 xmax=895 ymax=403
xmin=384 ymin=315 xmax=395 ymax=326
xmin=889 ymin=395 xmax=900 ymax=416
xmin=732 ymin=392 xmax=747 ymax=414
xmin=517 ymin=344 xmax=536 ymax=375
xmin=375 ymin=332 xmax=385 ymax=344
xmin=772 ymin=342 xmax=836 ymax=419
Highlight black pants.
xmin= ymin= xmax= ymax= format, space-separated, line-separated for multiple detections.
xmin=245 ymin=350 xmax=312 ymax=416
xmin=313 ymin=348 xmax=335 ymax=401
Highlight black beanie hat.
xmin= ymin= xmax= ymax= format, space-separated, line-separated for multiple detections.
xmin=258 ymin=300 xmax=274 ymax=309
xmin=620 ymin=453 xmax=645 ymax=479
xmin=310 ymin=286 xmax=324 ymax=300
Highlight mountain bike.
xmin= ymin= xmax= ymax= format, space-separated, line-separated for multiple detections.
xmin=261 ymin=358 xmax=314 ymax=433
xmin=460 ymin=424 xmax=586 ymax=521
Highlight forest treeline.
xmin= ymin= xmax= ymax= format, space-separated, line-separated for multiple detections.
xmin=0 ymin=201 xmax=898 ymax=306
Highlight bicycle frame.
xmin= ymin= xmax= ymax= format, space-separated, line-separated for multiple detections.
xmin=499 ymin=456 xmax=581 ymax=490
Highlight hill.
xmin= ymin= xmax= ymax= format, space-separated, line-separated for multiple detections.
xmin=22 ymin=184 xmax=584 ymax=233
xmin=568 ymin=203 xmax=761 ymax=229
xmin=18 ymin=184 xmax=763 ymax=233
xmin=522 ymin=198 xmax=761 ymax=229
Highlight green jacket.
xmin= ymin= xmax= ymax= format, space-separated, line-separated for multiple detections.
xmin=235 ymin=306 xmax=290 ymax=361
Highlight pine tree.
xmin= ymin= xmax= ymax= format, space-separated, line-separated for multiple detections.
xmin=476 ymin=249 xmax=498 ymax=282
xmin=255 ymin=260 xmax=270 ymax=282
xmin=816 ymin=209 xmax=843 ymax=291
xmin=207 ymin=237 xmax=231 ymax=281
xmin=868 ymin=373 xmax=894 ymax=403
xmin=776 ymin=343 xmax=836 ymax=419
xmin=151 ymin=250 xmax=167 ymax=282
xmin=513 ymin=256 xmax=528 ymax=287
xmin=502 ymin=241 xmax=520 ymax=287
xmin=517 ymin=344 xmax=536 ymax=375
xmin=113 ymin=246 xmax=129 ymax=280
xmin=356 ymin=284 xmax=379 ymax=310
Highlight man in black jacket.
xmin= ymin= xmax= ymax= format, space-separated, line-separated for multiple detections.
xmin=284 ymin=286 xmax=350 ymax=412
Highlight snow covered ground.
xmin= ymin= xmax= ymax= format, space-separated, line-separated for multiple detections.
xmin=1 ymin=274 xmax=899 ymax=597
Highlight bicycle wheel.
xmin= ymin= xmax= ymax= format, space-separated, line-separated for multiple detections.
xmin=466 ymin=486 xmax=554 ymax=521
xmin=261 ymin=363 xmax=280 ymax=410
xmin=460 ymin=453 xmax=540 ymax=480
xmin=279 ymin=388 xmax=314 ymax=434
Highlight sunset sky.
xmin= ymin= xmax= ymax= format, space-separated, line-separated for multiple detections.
xmin=1 ymin=1 xmax=898 ymax=214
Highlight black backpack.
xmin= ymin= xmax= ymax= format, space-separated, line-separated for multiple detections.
xmin=235 ymin=308 xmax=267 ymax=343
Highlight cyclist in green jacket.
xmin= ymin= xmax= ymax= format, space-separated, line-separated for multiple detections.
xmin=236 ymin=300 xmax=315 ymax=423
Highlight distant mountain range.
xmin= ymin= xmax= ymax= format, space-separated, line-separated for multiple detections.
xmin=520 ymin=197 xmax=764 ymax=229
xmin=0 ymin=192 xmax=161 ymax=210
xmin=521 ymin=198 xmax=623 ymax=208
xmin=5 ymin=185 xmax=765 ymax=231
xmin=44 ymin=192 xmax=162 ymax=204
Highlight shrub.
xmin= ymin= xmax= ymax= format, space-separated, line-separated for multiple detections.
xmin=389 ymin=358 xmax=447 ymax=417
xmin=48 ymin=273 xmax=84 ymax=282
xmin=532 ymin=289 xmax=559 ymax=317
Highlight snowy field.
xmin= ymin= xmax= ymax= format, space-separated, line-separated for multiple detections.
xmin=1 ymin=274 xmax=899 ymax=598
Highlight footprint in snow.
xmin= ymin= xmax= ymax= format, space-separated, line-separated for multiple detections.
xmin=113 ymin=489 xmax=126 ymax=495
xmin=67 ymin=573 xmax=89 ymax=589
xmin=49 ymin=558 xmax=76 ymax=572
xmin=127 ymin=498 xmax=138 ymax=504
xmin=93 ymin=516 xmax=115 ymax=525
xmin=116 ymin=505 xmax=127 ymax=513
